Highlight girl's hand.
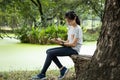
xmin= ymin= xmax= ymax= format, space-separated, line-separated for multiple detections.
xmin=56 ymin=38 xmax=62 ymax=42
xmin=51 ymin=38 xmax=56 ymax=42
xmin=51 ymin=38 xmax=62 ymax=44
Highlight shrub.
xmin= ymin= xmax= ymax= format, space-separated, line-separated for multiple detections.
xmin=16 ymin=25 xmax=67 ymax=44
xmin=16 ymin=25 xmax=31 ymax=43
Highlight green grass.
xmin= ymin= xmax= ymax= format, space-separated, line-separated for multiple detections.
xmin=0 ymin=67 xmax=75 ymax=80
xmin=83 ymin=41 xmax=97 ymax=45
xmin=0 ymin=39 xmax=80 ymax=71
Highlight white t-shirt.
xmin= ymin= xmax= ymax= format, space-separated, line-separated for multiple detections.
xmin=67 ymin=25 xmax=83 ymax=53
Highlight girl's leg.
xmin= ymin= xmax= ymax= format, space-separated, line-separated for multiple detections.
xmin=46 ymin=47 xmax=64 ymax=69
xmin=46 ymin=47 xmax=78 ymax=79
xmin=40 ymin=47 xmax=78 ymax=75
xmin=40 ymin=53 xmax=53 ymax=75
xmin=46 ymin=47 xmax=78 ymax=69
xmin=39 ymin=47 xmax=64 ymax=74
xmin=52 ymin=56 xmax=63 ymax=69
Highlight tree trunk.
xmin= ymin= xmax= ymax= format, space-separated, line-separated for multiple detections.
xmin=31 ymin=0 xmax=47 ymax=27
xmin=77 ymin=0 xmax=120 ymax=80
xmin=70 ymin=55 xmax=92 ymax=79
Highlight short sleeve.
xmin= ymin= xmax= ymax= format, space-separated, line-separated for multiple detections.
xmin=74 ymin=28 xmax=80 ymax=38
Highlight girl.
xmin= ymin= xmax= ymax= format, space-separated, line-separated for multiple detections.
xmin=32 ymin=11 xmax=83 ymax=80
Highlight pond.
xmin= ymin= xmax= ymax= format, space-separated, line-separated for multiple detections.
xmin=0 ymin=38 xmax=96 ymax=72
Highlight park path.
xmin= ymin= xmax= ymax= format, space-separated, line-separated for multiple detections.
xmin=0 ymin=38 xmax=96 ymax=72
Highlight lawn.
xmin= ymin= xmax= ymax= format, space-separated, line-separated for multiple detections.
xmin=0 ymin=38 xmax=96 ymax=72
xmin=0 ymin=38 xmax=96 ymax=80
xmin=0 ymin=68 xmax=75 ymax=80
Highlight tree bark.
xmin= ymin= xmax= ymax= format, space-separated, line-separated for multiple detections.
xmin=70 ymin=55 xmax=92 ymax=79
xmin=77 ymin=0 xmax=120 ymax=80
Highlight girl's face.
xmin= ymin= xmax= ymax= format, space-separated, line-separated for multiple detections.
xmin=65 ymin=18 xmax=76 ymax=26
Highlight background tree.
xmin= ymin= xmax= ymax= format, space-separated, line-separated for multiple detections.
xmin=77 ymin=0 xmax=120 ymax=80
xmin=0 ymin=0 xmax=105 ymax=28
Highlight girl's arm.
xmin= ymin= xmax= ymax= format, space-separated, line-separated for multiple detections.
xmin=62 ymin=37 xmax=78 ymax=47
xmin=51 ymin=38 xmax=69 ymax=45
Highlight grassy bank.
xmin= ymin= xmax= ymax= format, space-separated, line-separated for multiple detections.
xmin=0 ymin=67 xmax=75 ymax=80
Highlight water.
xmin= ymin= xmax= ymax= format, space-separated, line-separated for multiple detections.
xmin=0 ymin=38 xmax=96 ymax=72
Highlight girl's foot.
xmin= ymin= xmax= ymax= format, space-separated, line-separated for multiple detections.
xmin=58 ymin=67 xmax=69 ymax=80
xmin=31 ymin=74 xmax=47 ymax=80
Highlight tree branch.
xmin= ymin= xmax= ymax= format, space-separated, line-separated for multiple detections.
xmin=36 ymin=0 xmax=43 ymax=15
xmin=30 ymin=0 xmax=38 ymax=7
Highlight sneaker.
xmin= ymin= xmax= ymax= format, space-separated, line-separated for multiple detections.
xmin=31 ymin=74 xmax=47 ymax=80
xmin=58 ymin=67 xmax=69 ymax=80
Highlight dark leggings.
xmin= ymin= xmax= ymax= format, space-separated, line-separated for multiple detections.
xmin=40 ymin=46 xmax=78 ymax=75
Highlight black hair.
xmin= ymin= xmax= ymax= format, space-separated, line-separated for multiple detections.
xmin=65 ymin=11 xmax=80 ymax=25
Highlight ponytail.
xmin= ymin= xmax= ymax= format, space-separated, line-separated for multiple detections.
xmin=76 ymin=16 xmax=80 ymax=25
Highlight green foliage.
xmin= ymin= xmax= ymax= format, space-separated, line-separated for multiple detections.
xmin=16 ymin=25 xmax=67 ymax=44
xmin=16 ymin=25 xmax=30 ymax=43
xmin=0 ymin=0 xmax=105 ymax=28
xmin=27 ymin=26 xmax=41 ymax=44
xmin=83 ymin=29 xmax=100 ymax=41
